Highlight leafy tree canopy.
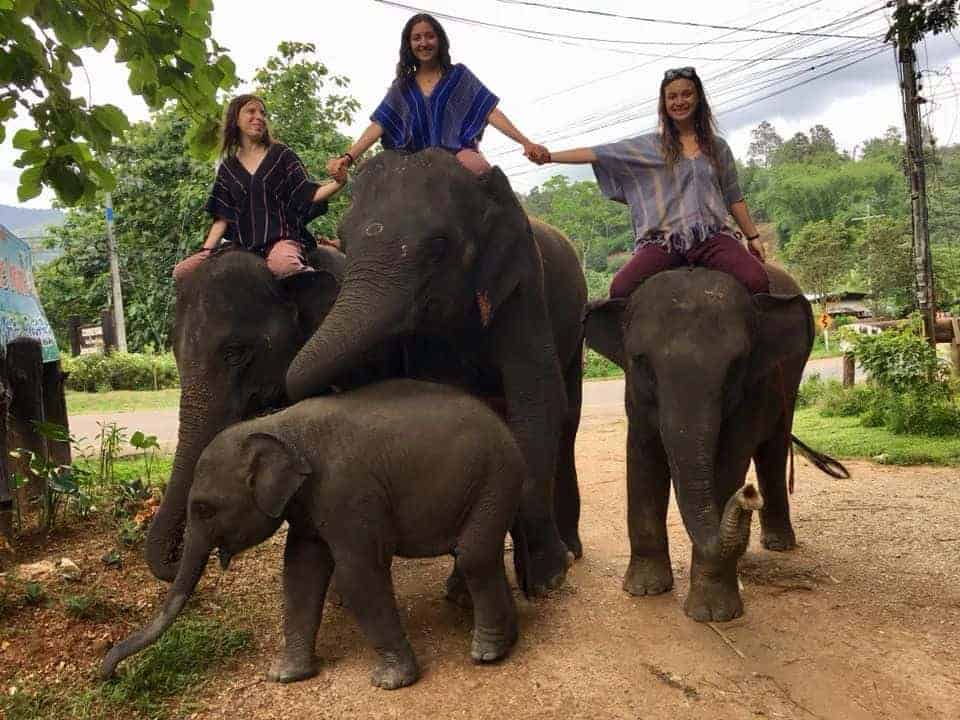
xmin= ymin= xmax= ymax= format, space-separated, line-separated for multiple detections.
xmin=1 ymin=0 xmax=237 ymax=205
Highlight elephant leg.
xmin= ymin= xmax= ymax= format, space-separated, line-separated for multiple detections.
xmin=554 ymin=351 xmax=584 ymax=559
xmin=268 ymin=529 xmax=334 ymax=683
xmin=332 ymin=551 xmax=419 ymax=690
xmin=754 ymin=422 xmax=797 ymax=551
xmin=623 ymin=420 xmax=673 ymax=596
xmin=684 ymin=447 xmax=753 ymax=622
xmin=456 ymin=494 xmax=518 ymax=663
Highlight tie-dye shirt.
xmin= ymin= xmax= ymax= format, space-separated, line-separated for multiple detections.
xmin=372 ymin=64 xmax=499 ymax=154
xmin=591 ymin=133 xmax=743 ymax=253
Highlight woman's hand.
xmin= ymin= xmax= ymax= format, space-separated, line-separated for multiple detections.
xmin=327 ymin=156 xmax=350 ymax=183
xmin=523 ymin=142 xmax=550 ymax=164
xmin=748 ymin=237 xmax=766 ymax=262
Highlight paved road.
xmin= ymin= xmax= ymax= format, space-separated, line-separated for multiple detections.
xmin=69 ymin=356 xmax=850 ymax=454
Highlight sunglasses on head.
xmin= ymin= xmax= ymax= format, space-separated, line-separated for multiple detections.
xmin=663 ymin=66 xmax=696 ymax=81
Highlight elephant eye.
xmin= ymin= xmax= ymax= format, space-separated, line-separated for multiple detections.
xmin=427 ymin=236 xmax=446 ymax=258
xmin=223 ymin=343 xmax=252 ymax=367
xmin=193 ymin=501 xmax=216 ymax=520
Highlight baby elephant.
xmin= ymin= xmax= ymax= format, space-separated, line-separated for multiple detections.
xmin=102 ymin=380 xmax=525 ymax=690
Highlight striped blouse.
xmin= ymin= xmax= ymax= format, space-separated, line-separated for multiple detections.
xmin=204 ymin=143 xmax=324 ymax=252
xmin=591 ymin=133 xmax=743 ymax=254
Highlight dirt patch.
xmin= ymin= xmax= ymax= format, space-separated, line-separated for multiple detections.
xmin=3 ymin=416 xmax=959 ymax=719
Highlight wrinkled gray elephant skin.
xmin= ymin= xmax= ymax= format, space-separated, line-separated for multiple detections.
xmin=585 ymin=266 xmax=814 ymax=622
xmin=285 ymin=149 xmax=587 ymax=596
xmin=145 ymin=246 xmax=390 ymax=583
xmin=104 ymin=380 xmax=525 ymax=690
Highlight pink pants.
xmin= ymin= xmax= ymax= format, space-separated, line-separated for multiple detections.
xmin=456 ymin=149 xmax=491 ymax=175
xmin=610 ymin=231 xmax=770 ymax=299
xmin=172 ymin=240 xmax=312 ymax=282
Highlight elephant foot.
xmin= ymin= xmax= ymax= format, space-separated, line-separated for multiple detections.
xmin=761 ymin=526 xmax=797 ymax=552
xmin=444 ymin=569 xmax=473 ymax=609
xmin=517 ymin=523 xmax=571 ymax=597
xmin=561 ymin=531 xmax=584 ymax=560
xmin=684 ymin=559 xmax=743 ymax=623
xmin=471 ymin=623 xmax=518 ymax=663
xmin=623 ymin=555 xmax=674 ymax=597
xmin=267 ymin=654 xmax=318 ymax=684
xmin=370 ymin=649 xmax=420 ymax=690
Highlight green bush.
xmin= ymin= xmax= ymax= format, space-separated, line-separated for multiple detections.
xmin=883 ymin=389 xmax=960 ymax=437
xmin=584 ymin=348 xmax=622 ymax=379
xmin=62 ymin=353 xmax=178 ymax=392
xmin=820 ymin=383 xmax=875 ymax=417
xmin=850 ymin=320 xmax=948 ymax=392
xmin=796 ymin=374 xmax=827 ymax=408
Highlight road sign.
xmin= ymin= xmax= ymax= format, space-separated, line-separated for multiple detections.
xmin=818 ymin=312 xmax=833 ymax=330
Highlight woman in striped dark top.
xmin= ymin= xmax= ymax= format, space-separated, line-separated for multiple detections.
xmin=174 ymin=94 xmax=344 ymax=281
xmin=326 ymin=12 xmax=548 ymax=182
xmin=533 ymin=67 xmax=769 ymax=299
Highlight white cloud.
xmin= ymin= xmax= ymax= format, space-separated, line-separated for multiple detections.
xmin=4 ymin=0 xmax=960 ymax=204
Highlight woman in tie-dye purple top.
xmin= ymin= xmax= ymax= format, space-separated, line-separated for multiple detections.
xmin=534 ymin=67 xmax=769 ymax=299
xmin=326 ymin=13 xmax=548 ymax=182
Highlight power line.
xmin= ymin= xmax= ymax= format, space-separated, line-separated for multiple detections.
xmin=492 ymin=0 xmax=881 ymax=39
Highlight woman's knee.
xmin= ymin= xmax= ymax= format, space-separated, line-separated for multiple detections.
xmin=266 ymin=240 xmax=311 ymax=279
xmin=172 ymin=249 xmax=211 ymax=281
xmin=456 ymin=149 xmax=492 ymax=175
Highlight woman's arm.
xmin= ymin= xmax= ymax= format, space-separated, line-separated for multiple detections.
xmin=487 ymin=108 xmax=548 ymax=161
xmin=312 ymin=179 xmax=344 ymax=203
xmin=202 ymin=218 xmax=228 ymax=250
xmin=327 ymin=122 xmax=384 ymax=181
xmin=540 ymin=147 xmax=598 ymax=165
xmin=729 ymin=200 xmax=765 ymax=261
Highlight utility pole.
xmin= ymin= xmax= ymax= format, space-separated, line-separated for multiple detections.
xmin=896 ymin=0 xmax=936 ymax=345
xmin=104 ymin=191 xmax=128 ymax=353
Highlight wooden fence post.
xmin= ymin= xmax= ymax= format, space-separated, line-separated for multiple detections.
xmin=42 ymin=360 xmax=71 ymax=466
xmin=951 ymin=317 xmax=959 ymax=379
xmin=5 ymin=339 xmax=47 ymax=501
xmin=842 ymin=353 xmax=856 ymax=387
xmin=0 ymin=345 xmax=11 ymax=544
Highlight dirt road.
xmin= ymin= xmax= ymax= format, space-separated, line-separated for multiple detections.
xmin=27 ymin=373 xmax=957 ymax=718
xmin=181 ymin=412 xmax=957 ymax=719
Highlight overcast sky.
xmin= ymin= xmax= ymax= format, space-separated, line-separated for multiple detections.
xmin=5 ymin=0 xmax=960 ymax=208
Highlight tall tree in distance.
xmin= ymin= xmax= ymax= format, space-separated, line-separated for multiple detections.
xmin=747 ymin=120 xmax=783 ymax=167
xmin=1 ymin=0 xmax=237 ymax=204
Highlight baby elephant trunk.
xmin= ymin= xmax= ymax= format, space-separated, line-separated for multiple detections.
xmin=717 ymin=484 xmax=764 ymax=562
xmin=100 ymin=531 xmax=210 ymax=679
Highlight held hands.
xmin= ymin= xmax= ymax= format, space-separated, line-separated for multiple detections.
xmin=326 ymin=155 xmax=351 ymax=184
xmin=523 ymin=142 xmax=551 ymax=165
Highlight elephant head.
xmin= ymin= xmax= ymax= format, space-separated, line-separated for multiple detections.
xmin=286 ymin=149 xmax=536 ymax=402
xmin=103 ymin=426 xmax=310 ymax=678
xmin=145 ymin=248 xmax=341 ymax=582
xmin=584 ymin=268 xmax=813 ymax=564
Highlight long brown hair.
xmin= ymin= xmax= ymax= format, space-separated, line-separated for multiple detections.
xmin=220 ymin=94 xmax=273 ymax=158
xmin=395 ymin=13 xmax=453 ymax=81
xmin=658 ymin=71 xmax=720 ymax=168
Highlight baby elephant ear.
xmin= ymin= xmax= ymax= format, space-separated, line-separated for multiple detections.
xmin=243 ymin=432 xmax=312 ymax=519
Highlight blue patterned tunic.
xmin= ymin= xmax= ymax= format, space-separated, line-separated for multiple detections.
xmin=591 ymin=133 xmax=743 ymax=253
xmin=372 ymin=64 xmax=499 ymax=153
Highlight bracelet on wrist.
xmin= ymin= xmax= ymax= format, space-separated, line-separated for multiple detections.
xmin=341 ymin=152 xmax=354 ymax=166
xmin=746 ymin=234 xmax=760 ymax=241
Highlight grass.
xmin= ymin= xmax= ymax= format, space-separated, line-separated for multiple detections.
xmin=584 ymin=348 xmax=623 ymax=379
xmin=66 ymin=389 xmax=180 ymax=415
xmin=793 ymin=407 xmax=960 ymax=466
xmin=0 ymin=611 xmax=253 ymax=720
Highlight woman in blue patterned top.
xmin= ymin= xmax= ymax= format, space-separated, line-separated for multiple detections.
xmin=326 ymin=13 xmax=547 ymax=181
xmin=533 ymin=67 xmax=769 ymax=299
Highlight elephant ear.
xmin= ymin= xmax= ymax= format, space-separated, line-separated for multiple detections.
xmin=584 ymin=298 xmax=628 ymax=369
xmin=243 ymin=432 xmax=312 ymax=519
xmin=474 ymin=167 xmax=536 ymax=327
xmin=749 ymin=293 xmax=814 ymax=382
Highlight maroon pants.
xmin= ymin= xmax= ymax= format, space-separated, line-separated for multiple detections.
xmin=609 ymin=231 xmax=769 ymax=299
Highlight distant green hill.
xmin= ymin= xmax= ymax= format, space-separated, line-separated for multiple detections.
xmin=0 ymin=204 xmax=63 ymax=233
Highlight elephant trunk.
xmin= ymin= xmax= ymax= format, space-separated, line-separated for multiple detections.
xmin=101 ymin=529 xmax=211 ymax=679
xmin=660 ymin=399 xmax=725 ymax=559
xmin=286 ymin=256 xmax=410 ymax=402
xmin=145 ymin=392 xmax=217 ymax=582
xmin=718 ymin=484 xmax=764 ymax=561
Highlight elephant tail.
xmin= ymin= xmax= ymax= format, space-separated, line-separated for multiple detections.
xmin=791 ymin=435 xmax=851 ymax=479
xmin=510 ymin=521 xmax=532 ymax=599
